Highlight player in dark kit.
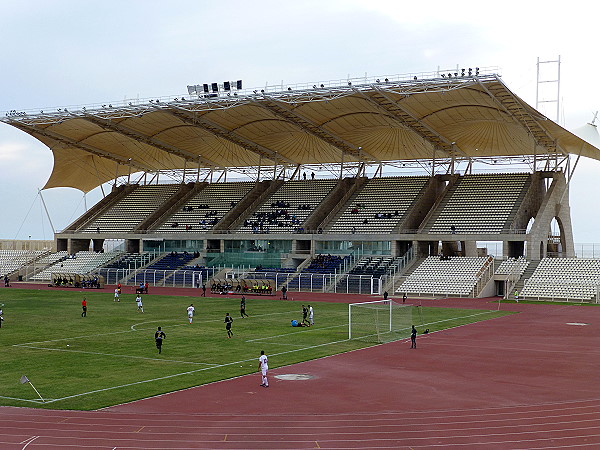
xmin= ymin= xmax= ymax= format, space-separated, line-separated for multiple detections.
xmin=410 ymin=325 xmax=417 ymax=348
xmin=302 ymin=305 xmax=309 ymax=325
xmin=225 ymin=313 xmax=234 ymax=338
xmin=240 ymin=296 xmax=248 ymax=318
xmin=155 ymin=327 xmax=166 ymax=353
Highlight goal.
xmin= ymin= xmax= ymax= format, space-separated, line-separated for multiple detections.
xmin=348 ymin=300 xmax=415 ymax=343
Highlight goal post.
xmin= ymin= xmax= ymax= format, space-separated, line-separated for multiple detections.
xmin=348 ymin=299 xmax=415 ymax=343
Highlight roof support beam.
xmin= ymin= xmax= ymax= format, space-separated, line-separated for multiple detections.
xmin=357 ymin=87 xmax=458 ymax=158
xmin=7 ymin=121 xmax=154 ymax=172
xmin=254 ymin=96 xmax=379 ymax=163
xmin=78 ymin=113 xmax=220 ymax=168
xmin=160 ymin=106 xmax=297 ymax=165
xmin=476 ymin=78 xmax=567 ymax=157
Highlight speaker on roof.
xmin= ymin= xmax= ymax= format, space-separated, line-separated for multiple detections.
xmin=203 ymin=84 xmax=209 ymax=93
xmin=211 ymin=82 xmax=218 ymax=92
xmin=236 ymin=80 xmax=242 ymax=90
xmin=223 ymin=81 xmax=231 ymax=91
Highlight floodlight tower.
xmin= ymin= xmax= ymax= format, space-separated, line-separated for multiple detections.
xmin=536 ymin=55 xmax=561 ymax=123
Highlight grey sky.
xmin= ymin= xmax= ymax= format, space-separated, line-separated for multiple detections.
xmin=1 ymin=0 xmax=599 ymax=242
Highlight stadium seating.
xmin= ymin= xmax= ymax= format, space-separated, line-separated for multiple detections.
xmin=286 ymin=255 xmax=349 ymax=291
xmin=495 ymin=257 xmax=529 ymax=276
xmin=520 ymin=258 xmax=600 ymax=301
xmin=79 ymin=184 xmax=180 ymax=233
xmin=155 ymin=181 xmax=254 ymax=232
xmin=31 ymin=251 xmax=121 ymax=281
xmin=127 ymin=252 xmax=197 ymax=285
xmin=425 ymin=173 xmax=531 ymax=234
xmin=0 ymin=250 xmax=46 ymax=276
xmin=327 ymin=176 xmax=429 ymax=234
xmin=397 ymin=256 xmax=492 ymax=297
xmin=237 ymin=179 xmax=338 ymax=233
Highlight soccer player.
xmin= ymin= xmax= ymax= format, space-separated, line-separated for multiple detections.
xmin=308 ymin=304 xmax=314 ymax=326
xmin=154 ymin=326 xmax=166 ymax=354
xmin=224 ymin=313 xmax=233 ymax=338
xmin=187 ymin=304 xmax=195 ymax=324
xmin=136 ymin=295 xmax=144 ymax=313
xmin=114 ymin=287 xmax=120 ymax=302
xmin=258 ymin=350 xmax=269 ymax=387
xmin=240 ymin=296 xmax=248 ymax=318
xmin=0 ymin=307 xmax=4 ymax=328
xmin=302 ymin=305 xmax=309 ymax=325
xmin=81 ymin=297 xmax=87 ymax=317
xmin=410 ymin=325 xmax=417 ymax=348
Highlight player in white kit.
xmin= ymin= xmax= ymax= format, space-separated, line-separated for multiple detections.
xmin=187 ymin=304 xmax=195 ymax=324
xmin=258 ymin=350 xmax=269 ymax=387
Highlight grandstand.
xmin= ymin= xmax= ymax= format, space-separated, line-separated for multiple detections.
xmin=3 ymin=69 xmax=600 ymax=300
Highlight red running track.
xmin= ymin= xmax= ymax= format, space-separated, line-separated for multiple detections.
xmin=2 ymin=287 xmax=600 ymax=449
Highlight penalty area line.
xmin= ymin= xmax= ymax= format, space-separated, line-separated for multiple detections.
xmin=245 ymin=323 xmax=348 ymax=343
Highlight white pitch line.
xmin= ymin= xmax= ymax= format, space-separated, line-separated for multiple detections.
xmin=0 ymin=395 xmax=44 ymax=403
xmin=21 ymin=436 xmax=39 ymax=449
xmin=13 ymin=344 xmax=217 ymax=366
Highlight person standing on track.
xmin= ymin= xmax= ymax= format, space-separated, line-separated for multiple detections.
xmin=240 ymin=295 xmax=248 ymax=318
xmin=225 ymin=312 xmax=234 ymax=338
xmin=187 ymin=304 xmax=195 ymax=324
xmin=410 ymin=325 xmax=417 ymax=349
xmin=281 ymin=285 xmax=287 ymax=300
xmin=81 ymin=297 xmax=87 ymax=317
xmin=154 ymin=326 xmax=166 ymax=354
xmin=258 ymin=350 xmax=269 ymax=387
xmin=136 ymin=294 xmax=144 ymax=313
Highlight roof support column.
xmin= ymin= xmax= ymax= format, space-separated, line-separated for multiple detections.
xmin=127 ymin=158 xmax=132 ymax=185
xmin=196 ymin=155 xmax=201 ymax=183
xmin=182 ymin=159 xmax=187 ymax=184
xmin=257 ymin=155 xmax=262 ymax=182
xmin=114 ymin=161 xmax=119 ymax=188
xmin=340 ymin=152 xmax=344 ymax=180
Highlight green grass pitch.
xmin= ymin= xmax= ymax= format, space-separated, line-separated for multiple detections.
xmin=0 ymin=289 xmax=514 ymax=410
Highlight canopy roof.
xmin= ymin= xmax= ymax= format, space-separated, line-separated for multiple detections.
xmin=3 ymin=73 xmax=599 ymax=192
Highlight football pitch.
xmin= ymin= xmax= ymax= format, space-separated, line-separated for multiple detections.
xmin=0 ymin=289 xmax=514 ymax=410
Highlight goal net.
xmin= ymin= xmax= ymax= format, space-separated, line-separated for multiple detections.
xmin=348 ymin=300 xmax=415 ymax=343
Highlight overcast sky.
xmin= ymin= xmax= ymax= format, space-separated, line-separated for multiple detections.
xmin=1 ymin=0 xmax=599 ymax=243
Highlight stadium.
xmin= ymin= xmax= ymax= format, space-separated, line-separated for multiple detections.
xmin=2 ymin=68 xmax=600 ymax=448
